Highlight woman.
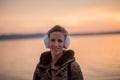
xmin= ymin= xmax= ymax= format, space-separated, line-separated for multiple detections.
xmin=33 ymin=25 xmax=84 ymax=80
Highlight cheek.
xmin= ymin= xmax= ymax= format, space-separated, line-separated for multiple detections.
xmin=49 ymin=42 xmax=53 ymax=47
xmin=61 ymin=43 xmax=64 ymax=47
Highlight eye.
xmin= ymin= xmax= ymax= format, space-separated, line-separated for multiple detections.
xmin=50 ymin=39 xmax=55 ymax=42
xmin=58 ymin=39 xmax=63 ymax=43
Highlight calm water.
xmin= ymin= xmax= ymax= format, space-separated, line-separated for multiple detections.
xmin=0 ymin=35 xmax=120 ymax=80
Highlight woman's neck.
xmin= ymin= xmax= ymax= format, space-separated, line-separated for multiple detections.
xmin=51 ymin=52 xmax=63 ymax=67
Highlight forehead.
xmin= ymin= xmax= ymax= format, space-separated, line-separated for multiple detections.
xmin=49 ymin=32 xmax=65 ymax=39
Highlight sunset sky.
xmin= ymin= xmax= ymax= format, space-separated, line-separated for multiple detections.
xmin=0 ymin=0 xmax=120 ymax=34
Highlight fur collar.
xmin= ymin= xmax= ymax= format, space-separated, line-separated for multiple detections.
xmin=39 ymin=50 xmax=75 ymax=67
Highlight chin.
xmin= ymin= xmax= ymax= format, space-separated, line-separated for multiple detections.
xmin=52 ymin=51 xmax=60 ymax=55
xmin=51 ymin=50 xmax=61 ymax=55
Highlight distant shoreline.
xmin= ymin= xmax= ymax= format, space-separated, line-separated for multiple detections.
xmin=0 ymin=31 xmax=120 ymax=40
xmin=0 ymin=33 xmax=44 ymax=40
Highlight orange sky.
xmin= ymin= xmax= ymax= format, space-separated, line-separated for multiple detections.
xmin=0 ymin=0 xmax=120 ymax=34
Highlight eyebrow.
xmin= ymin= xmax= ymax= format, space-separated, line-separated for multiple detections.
xmin=50 ymin=38 xmax=63 ymax=42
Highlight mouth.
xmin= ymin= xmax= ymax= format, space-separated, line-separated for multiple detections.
xmin=53 ymin=48 xmax=59 ymax=51
xmin=52 ymin=47 xmax=60 ymax=52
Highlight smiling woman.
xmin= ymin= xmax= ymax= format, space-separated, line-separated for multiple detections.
xmin=33 ymin=25 xmax=84 ymax=80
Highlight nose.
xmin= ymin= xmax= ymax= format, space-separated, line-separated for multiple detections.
xmin=54 ymin=41 xmax=59 ymax=47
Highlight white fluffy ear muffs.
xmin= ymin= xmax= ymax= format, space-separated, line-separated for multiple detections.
xmin=43 ymin=34 xmax=70 ymax=49
xmin=43 ymin=34 xmax=50 ymax=48
xmin=64 ymin=35 xmax=70 ymax=49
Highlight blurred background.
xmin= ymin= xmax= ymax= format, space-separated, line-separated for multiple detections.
xmin=0 ymin=0 xmax=120 ymax=80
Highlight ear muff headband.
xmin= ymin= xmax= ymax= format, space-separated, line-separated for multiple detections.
xmin=43 ymin=34 xmax=70 ymax=49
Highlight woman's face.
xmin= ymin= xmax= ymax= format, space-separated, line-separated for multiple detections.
xmin=49 ymin=32 xmax=65 ymax=56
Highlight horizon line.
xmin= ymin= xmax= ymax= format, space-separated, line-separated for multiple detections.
xmin=0 ymin=31 xmax=120 ymax=40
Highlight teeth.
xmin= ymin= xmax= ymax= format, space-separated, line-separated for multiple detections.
xmin=53 ymin=47 xmax=59 ymax=49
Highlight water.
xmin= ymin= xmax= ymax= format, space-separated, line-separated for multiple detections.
xmin=0 ymin=35 xmax=120 ymax=80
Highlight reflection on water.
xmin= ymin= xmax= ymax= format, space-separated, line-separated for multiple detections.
xmin=0 ymin=35 xmax=120 ymax=80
